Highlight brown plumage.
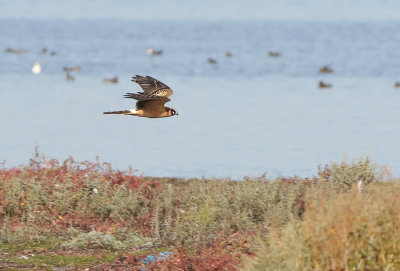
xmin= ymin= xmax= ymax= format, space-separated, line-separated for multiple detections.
xmin=103 ymin=76 xmax=119 ymax=84
xmin=103 ymin=75 xmax=178 ymax=118
xmin=318 ymin=65 xmax=333 ymax=74
xmin=63 ymin=66 xmax=81 ymax=73
xmin=5 ymin=48 xmax=28 ymax=54
xmin=268 ymin=51 xmax=280 ymax=57
xmin=319 ymin=81 xmax=332 ymax=88
xmin=208 ymin=58 xmax=217 ymax=64
xmin=66 ymin=73 xmax=74 ymax=81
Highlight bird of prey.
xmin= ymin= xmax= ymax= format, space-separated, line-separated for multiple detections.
xmin=103 ymin=75 xmax=178 ymax=118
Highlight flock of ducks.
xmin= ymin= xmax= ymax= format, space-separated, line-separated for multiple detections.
xmin=318 ymin=65 xmax=333 ymax=89
xmin=206 ymin=50 xmax=280 ymax=64
xmin=5 ymin=47 xmax=119 ymax=84
xmin=5 ymin=46 xmax=400 ymax=89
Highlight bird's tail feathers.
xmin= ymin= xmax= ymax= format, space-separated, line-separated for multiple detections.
xmin=103 ymin=110 xmax=132 ymax=115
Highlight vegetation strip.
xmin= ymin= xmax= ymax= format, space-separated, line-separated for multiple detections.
xmin=1 ymin=154 xmax=399 ymax=270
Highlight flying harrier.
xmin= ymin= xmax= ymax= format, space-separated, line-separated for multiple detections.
xmin=103 ymin=75 xmax=178 ymax=118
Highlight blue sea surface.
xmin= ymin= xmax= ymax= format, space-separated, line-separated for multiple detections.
xmin=1 ymin=2 xmax=400 ymax=179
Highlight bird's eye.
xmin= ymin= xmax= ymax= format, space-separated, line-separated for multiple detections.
xmin=171 ymin=110 xmax=176 ymax=115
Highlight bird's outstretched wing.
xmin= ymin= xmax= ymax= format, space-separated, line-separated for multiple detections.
xmin=123 ymin=93 xmax=170 ymax=111
xmin=131 ymin=75 xmax=174 ymax=98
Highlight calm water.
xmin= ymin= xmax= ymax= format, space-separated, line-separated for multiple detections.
xmin=1 ymin=17 xmax=400 ymax=178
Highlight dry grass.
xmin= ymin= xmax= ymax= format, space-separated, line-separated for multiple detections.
xmin=244 ymin=160 xmax=400 ymax=271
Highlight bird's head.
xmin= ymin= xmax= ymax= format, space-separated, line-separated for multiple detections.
xmin=147 ymin=47 xmax=155 ymax=54
xmin=169 ymin=108 xmax=179 ymax=116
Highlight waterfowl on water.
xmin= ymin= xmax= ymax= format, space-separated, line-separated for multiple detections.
xmin=319 ymin=81 xmax=332 ymax=88
xmin=103 ymin=76 xmax=119 ymax=84
xmin=268 ymin=51 xmax=280 ymax=57
xmin=147 ymin=47 xmax=163 ymax=56
xmin=208 ymin=58 xmax=217 ymax=64
xmin=32 ymin=61 xmax=42 ymax=74
xmin=66 ymin=73 xmax=74 ymax=81
xmin=5 ymin=48 xmax=28 ymax=54
xmin=319 ymin=65 xmax=334 ymax=73
xmin=63 ymin=66 xmax=81 ymax=73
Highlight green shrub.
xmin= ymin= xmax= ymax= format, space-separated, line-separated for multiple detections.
xmin=61 ymin=230 xmax=124 ymax=250
xmin=318 ymin=156 xmax=377 ymax=192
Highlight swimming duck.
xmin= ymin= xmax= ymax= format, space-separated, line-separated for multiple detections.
xmin=319 ymin=65 xmax=334 ymax=73
xmin=208 ymin=58 xmax=217 ymax=64
xmin=5 ymin=48 xmax=28 ymax=54
xmin=66 ymin=73 xmax=74 ymax=81
xmin=147 ymin=47 xmax=163 ymax=56
xmin=319 ymin=81 xmax=332 ymax=88
xmin=32 ymin=61 xmax=42 ymax=74
xmin=63 ymin=66 xmax=81 ymax=73
xmin=268 ymin=51 xmax=280 ymax=57
xmin=103 ymin=76 xmax=119 ymax=84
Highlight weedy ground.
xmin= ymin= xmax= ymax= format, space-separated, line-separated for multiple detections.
xmin=1 ymin=152 xmax=399 ymax=270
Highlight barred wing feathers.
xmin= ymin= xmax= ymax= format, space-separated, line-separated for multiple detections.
xmin=131 ymin=75 xmax=174 ymax=98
